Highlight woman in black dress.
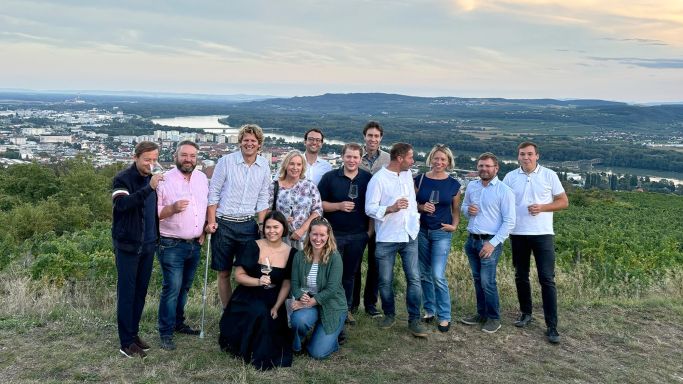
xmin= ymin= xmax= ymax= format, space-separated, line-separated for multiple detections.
xmin=219 ymin=211 xmax=296 ymax=370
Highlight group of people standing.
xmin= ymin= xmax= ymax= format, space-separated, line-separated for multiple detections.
xmin=111 ymin=120 xmax=568 ymax=370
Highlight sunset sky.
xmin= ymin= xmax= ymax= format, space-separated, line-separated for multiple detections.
xmin=2 ymin=0 xmax=682 ymax=102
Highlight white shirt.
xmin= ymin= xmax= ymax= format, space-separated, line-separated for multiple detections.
xmin=365 ymin=167 xmax=420 ymax=242
xmin=503 ymin=165 xmax=565 ymax=235
xmin=208 ymin=151 xmax=271 ymax=217
xmin=461 ymin=177 xmax=516 ymax=247
xmin=305 ymin=156 xmax=333 ymax=185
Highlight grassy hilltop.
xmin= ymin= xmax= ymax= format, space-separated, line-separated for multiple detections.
xmin=0 ymin=159 xmax=682 ymax=383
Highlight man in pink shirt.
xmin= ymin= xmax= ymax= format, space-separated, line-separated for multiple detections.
xmin=156 ymin=140 xmax=209 ymax=350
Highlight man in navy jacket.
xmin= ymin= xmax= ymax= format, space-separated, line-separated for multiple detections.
xmin=112 ymin=141 xmax=163 ymax=358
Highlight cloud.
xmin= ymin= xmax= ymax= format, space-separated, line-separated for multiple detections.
xmin=588 ymin=56 xmax=683 ymax=69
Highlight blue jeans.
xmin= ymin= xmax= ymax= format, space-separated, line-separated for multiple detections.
xmin=291 ymin=308 xmax=346 ymax=360
xmin=418 ymin=227 xmax=453 ymax=321
xmin=375 ymin=238 xmax=422 ymax=321
xmin=336 ymin=232 xmax=370 ymax=309
xmin=464 ymin=237 xmax=502 ymax=320
xmin=157 ymin=237 xmax=202 ymax=337
xmin=116 ymin=243 xmax=155 ymax=349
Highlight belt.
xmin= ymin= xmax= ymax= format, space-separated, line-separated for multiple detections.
xmin=469 ymin=233 xmax=494 ymax=240
xmin=161 ymin=236 xmax=199 ymax=244
xmin=218 ymin=215 xmax=254 ymax=223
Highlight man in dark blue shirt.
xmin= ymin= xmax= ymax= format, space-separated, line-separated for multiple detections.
xmin=112 ymin=141 xmax=163 ymax=359
xmin=318 ymin=143 xmax=373 ymax=325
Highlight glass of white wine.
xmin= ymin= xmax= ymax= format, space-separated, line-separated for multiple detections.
xmin=260 ymin=263 xmax=275 ymax=289
xmin=429 ymin=190 xmax=440 ymax=216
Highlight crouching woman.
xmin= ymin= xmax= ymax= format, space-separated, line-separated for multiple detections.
xmin=289 ymin=218 xmax=347 ymax=359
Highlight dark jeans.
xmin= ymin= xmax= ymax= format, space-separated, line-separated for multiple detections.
xmin=157 ymin=238 xmax=202 ymax=337
xmin=510 ymin=234 xmax=558 ymax=328
xmin=116 ymin=243 xmax=155 ymax=349
xmin=210 ymin=219 xmax=259 ymax=271
xmin=336 ymin=232 xmax=370 ymax=310
xmin=352 ymin=233 xmax=379 ymax=311
xmin=464 ymin=237 xmax=502 ymax=320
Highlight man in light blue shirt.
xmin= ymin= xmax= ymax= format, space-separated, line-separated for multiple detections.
xmin=460 ymin=152 xmax=515 ymax=334
xmin=205 ymin=124 xmax=271 ymax=308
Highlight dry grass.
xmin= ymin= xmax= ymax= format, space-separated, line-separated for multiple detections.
xmin=1 ymin=252 xmax=683 ymax=384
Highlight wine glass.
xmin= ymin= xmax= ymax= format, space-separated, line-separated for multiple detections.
xmin=348 ymin=184 xmax=358 ymax=212
xmin=429 ymin=190 xmax=440 ymax=216
xmin=151 ymin=161 xmax=165 ymax=175
xmin=301 ymin=284 xmax=318 ymax=298
xmin=260 ymin=263 xmax=275 ymax=289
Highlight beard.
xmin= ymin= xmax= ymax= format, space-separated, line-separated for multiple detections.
xmin=176 ymin=160 xmax=196 ymax=174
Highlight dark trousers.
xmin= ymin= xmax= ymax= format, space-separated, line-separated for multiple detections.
xmin=510 ymin=234 xmax=558 ymax=328
xmin=116 ymin=244 xmax=155 ymax=349
xmin=336 ymin=232 xmax=370 ymax=310
xmin=352 ymin=233 xmax=379 ymax=311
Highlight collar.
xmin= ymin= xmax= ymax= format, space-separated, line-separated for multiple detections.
xmin=517 ymin=165 xmax=540 ymax=174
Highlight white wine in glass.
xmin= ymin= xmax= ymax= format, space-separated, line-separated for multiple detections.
xmin=260 ymin=264 xmax=275 ymax=289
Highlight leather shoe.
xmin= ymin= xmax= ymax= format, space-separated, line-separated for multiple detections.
xmin=175 ymin=323 xmax=200 ymax=335
xmin=437 ymin=322 xmax=450 ymax=333
xmin=514 ymin=313 xmax=533 ymax=328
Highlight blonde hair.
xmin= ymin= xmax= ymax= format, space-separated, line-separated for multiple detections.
xmin=303 ymin=218 xmax=337 ymax=264
xmin=238 ymin=124 xmax=264 ymax=145
xmin=278 ymin=150 xmax=307 ymax=181
xmin=426 ymin=144 xmax=455 ymax=171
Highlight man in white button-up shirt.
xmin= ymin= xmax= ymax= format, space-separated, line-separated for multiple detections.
xmin=365 ymin=143 xmax=428 ymax=338
xmin=303 ymin=128 xmax=332 ymax=185
xmin=503 ymin=142 xmax=568 ymax=344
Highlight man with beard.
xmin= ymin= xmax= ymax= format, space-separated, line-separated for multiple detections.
xmin=155 ymin=140 xmax=209 ymax=350
xmin=460 ymin=152 xmax=515 ymax=334
xmin=365 ymin=143 xmax=428 ymax=338
xmin=112 ymin=141 xmax=163 ymax=358
xmin=503 ymin=142 xmax=568 ymax=344
xmin=205 ymin=124 xmax=271 ymax=308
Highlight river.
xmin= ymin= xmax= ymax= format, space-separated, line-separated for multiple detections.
xmin=151 ymin=115 xmax=345 ymax=145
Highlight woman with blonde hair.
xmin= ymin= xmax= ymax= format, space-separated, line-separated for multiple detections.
xmin=414 ymin=144 xmax=462 ymax=332
xmin=289 ymin=218 xmax=347 ymax=359
xmin=269 ymin=150 xmax=323 ymax=250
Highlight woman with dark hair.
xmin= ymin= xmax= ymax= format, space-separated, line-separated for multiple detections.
xmin=289 ymin=218 xmax=347 ymax=359
xmin=218 ymin=211 xmax=296 ymax=370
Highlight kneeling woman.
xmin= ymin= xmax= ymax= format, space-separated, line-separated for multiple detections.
xmin=219 ymin=211 xmax=296 ymax=370
xmin=290 ymin=218 xmax=347 ymax=359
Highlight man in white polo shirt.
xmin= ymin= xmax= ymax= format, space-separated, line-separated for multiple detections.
xmin=503 ymin=141 xmax=569 ymax=344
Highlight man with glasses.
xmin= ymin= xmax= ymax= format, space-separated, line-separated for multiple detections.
xmin=303 ymin=128 xmax=332 ymax=185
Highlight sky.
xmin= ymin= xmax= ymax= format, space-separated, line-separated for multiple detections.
xmin=1 ymin=0 xmax=682 ymax=103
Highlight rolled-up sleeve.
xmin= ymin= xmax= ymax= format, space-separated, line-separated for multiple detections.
xmin=255 ymin=165 xmax=272 ymax=212
xmin=365 ymin=177 xmax=387 ymax=221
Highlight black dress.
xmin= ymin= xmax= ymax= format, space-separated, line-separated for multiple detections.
xmin=219 ymin=241 xmax=295 ymax=370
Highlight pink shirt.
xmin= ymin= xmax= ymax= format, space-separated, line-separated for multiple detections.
xmin=157 ymin=167 xmax=209 ymax=240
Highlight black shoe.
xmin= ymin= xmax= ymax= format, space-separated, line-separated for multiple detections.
xmin=365 ymin=306 xmax=382 ymax=318
xmin=514 ymin=313 xmax=533 ymax=328
xmin=460 ymin=314 xmax=486 ymax=326
xmin=159 ymin=335 xmax=176 ymax=351
xmin=546 ymin=327 xmax=561 ymax=344
xmin=175 ymin=323 xmax=200 ymax=335
xmin=349 ymin=306 xmax=359 ymax=314
xmin=120 ymin=343 xmax=147 ymax=359
xmin=422 ymin=314 xmax=435 ymax=324
xmin=437 ymin=322 xmax=450 ymax=333
xmin=133 ymin=335 xmax=151 ymax=351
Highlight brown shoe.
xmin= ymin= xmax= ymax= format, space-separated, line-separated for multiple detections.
xmin=120 ymin=342 xmax=147 ymax=359
xmin=134 ymin=335 xmax=151 ymax=351
xmin=345 ymin=311 xmax=356 ymax=325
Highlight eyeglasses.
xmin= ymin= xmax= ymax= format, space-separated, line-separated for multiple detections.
xmin=306 ymin=138 xmax=323 ymax=143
